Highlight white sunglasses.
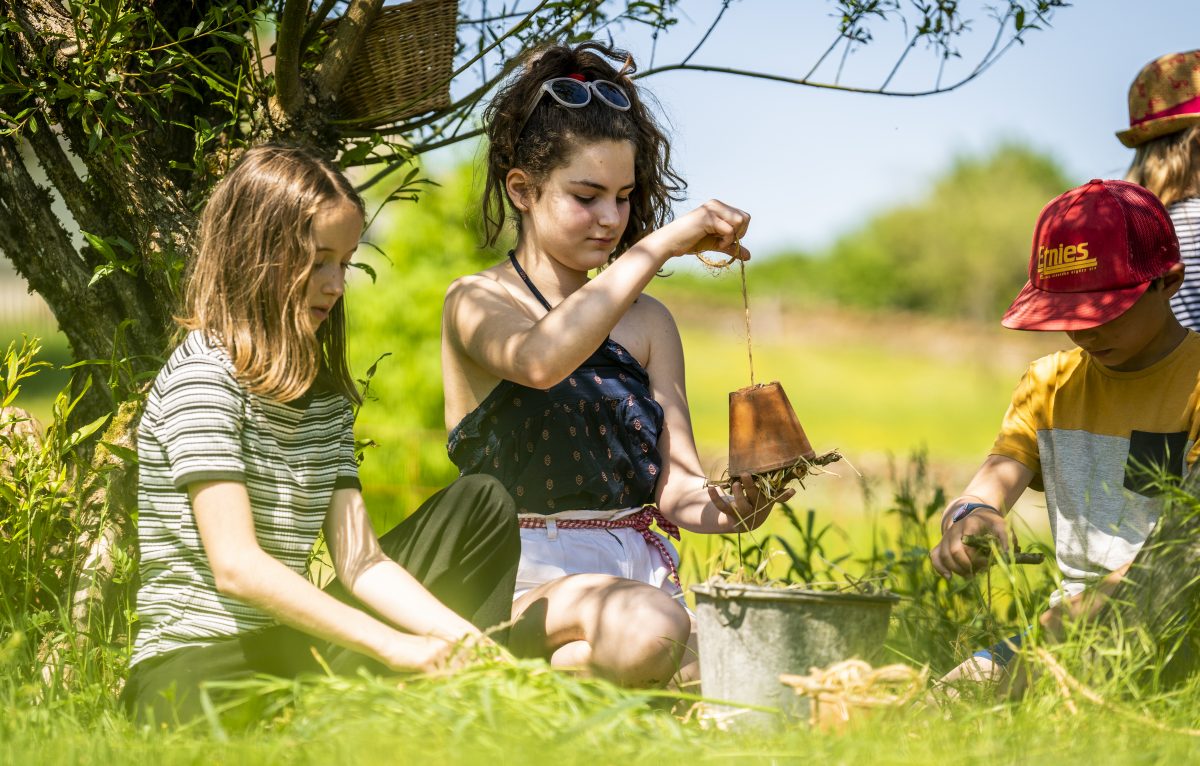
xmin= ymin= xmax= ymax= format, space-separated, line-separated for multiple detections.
xmin=518 ymin=77 xmax=632 ymax=135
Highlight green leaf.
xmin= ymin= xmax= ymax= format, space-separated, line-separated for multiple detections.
xmin=212 ymin=31 xmax=248 ymax=45
xmin=339 ymin=142 xmax=377 ymax=167
xmin=82 ymin=231 xmax=115 ymax=261
xmin=100 ymin=441 xmax=139 ymax=465
xmin=88 ymin=262 xmax=117 ymax=287
xmin=6 ymin=351 xmax=17 ymax=391
xmin=349 ymin=261 xmax=377 ymax=283
xmin=365 ymin=352 xmax=392 ymax=379
xmin=62 ymin=413 xmax=111 ymax=454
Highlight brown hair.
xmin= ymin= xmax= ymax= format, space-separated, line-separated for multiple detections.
xmin=1126 ymin=125 xmax=1200 ymax=208
xmin=480 ymin=41 xmax=685 ymax=258
xmin=179 ymin=144 xmax=364 ymax=404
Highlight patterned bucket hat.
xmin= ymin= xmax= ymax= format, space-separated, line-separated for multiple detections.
xmin=1117 ymin=50 xmax=1200 ymax=148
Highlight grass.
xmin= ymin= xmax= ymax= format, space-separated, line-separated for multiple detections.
xmin=3 ymin=301 xmax=1196 ymax=763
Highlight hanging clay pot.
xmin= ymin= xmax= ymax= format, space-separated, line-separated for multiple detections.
xmin=728 ymin=381 xmax=816 ymax=476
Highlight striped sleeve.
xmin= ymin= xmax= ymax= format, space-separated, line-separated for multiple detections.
xmin=335 ymin=401 xmax=361 ymax=491
xmin=155 ymin=354 xmax=247 ymax=488
xmin=1169 ymin=199 xmax=1200 ymax=332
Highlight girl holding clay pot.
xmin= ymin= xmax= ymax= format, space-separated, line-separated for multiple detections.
xmin=440 ymin=41 xmax=793 ymax=688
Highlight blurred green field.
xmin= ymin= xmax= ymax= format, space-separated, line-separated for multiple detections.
xmin=1 ymin=272 xmax=1066 ymax=540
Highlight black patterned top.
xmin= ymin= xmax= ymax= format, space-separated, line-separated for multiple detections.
xmin=447 ymin=254 xmax=665 ymax=514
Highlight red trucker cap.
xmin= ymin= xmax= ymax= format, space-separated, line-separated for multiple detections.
xmin=1001 ymin=179 xmax=1180 ymax=331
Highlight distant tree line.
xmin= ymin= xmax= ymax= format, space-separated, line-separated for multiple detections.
xmin=685 ymin=144 xmax=1073 ymax=323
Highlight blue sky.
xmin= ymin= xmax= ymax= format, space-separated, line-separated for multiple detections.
xmin=428 ymin=0 xmax=1200 ymax=256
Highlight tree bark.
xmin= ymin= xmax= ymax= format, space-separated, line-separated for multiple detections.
xmin=314 ymin=0 xmax=384 ymax=100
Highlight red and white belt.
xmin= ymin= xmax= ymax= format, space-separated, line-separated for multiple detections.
xmin=517 ymin=506 xmax=682 ymax=585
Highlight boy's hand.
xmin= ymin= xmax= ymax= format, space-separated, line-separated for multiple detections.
xmin=1038 ymin=561 xmax=1131 ymax=639
xmin=930 ymin=506 xmax=1010 ymax=579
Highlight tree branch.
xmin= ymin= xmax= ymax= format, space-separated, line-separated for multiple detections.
xmin=681 ymin=0 xmax=731 ymax=66
xmin=24 ymin=113 xmax=103 ymax=237
xmin=300 ymin=0 xmax=340 ymax=52
xmin=0 ymin=134 xmax=92 ymax=313
xmin=8 ymin=0 xmax=78 ymax=67
xmin=635 ymin=61 xmax=1000 ymax=98
xmin=274 ymin=0 xmax=309 ymax=117
xmin=314 ymin=0 xmax=384 ymax=102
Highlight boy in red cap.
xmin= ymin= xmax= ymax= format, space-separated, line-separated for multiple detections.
xmin=930 ymin=178 xmax=1200 ymax=690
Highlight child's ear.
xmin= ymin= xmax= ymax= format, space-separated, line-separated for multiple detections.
xmin=1160 ymin=263 xmax=1186 ymax=297
xmin=505 ymin=168 xmax=534 ymax=212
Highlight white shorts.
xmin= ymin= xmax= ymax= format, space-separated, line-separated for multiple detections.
xmin=513 ymin=509 xmax=683 ymax=601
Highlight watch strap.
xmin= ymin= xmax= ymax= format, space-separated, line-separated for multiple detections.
xmin=951 ymin=501 xmax=999 ymax=524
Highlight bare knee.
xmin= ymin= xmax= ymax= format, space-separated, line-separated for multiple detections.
xmin=589 ymin=585 xmax=691 ymax=687
xmin=510 ymin=574 xmax=691 ymax=687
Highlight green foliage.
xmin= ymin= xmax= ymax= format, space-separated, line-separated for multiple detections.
xmin=0 ymin=339 xmax=136 ymax=687
xmin=0 ymin=2 xmax=256 ymax=165
xmin=866 ymin=451 xmax=1053 ymax=671
xmin=822 ymin=144 xmax=1069 ymax=320
xmin=348 ymin=157 xmax=507 ymax=523
xmin=669 ymin=143 xmax=1073 ymax=322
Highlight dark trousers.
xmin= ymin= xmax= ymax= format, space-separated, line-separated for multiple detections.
xmin=121 ymin=475 xmax=519 ymax=726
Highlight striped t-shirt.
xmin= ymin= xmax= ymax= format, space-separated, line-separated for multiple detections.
xmin=991 ymin=333 xmax=1200 ymax=607
xmin=1169 ymin=198 xmax=1200 ymax=331
xmin=131 ymin=331 xmax=360 ymax=667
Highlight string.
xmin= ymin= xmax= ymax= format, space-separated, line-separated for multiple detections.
xmin=695 ymin=240 xmax=754 ymax=387
xmin=739 ymin=255 xmax=755 ymax=386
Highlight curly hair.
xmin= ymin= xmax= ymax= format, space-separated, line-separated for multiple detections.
xmin=179 ymin=144 xmax=363 ymax=404
xmin=480 ymin=41 xmax=685 ymax=259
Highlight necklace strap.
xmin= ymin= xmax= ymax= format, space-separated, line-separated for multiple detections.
xmin=508 ymin=250 xmax=553 ymax=311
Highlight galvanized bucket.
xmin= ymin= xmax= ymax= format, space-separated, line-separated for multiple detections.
xmin=691 ymin=581 xmax=899 ymax=727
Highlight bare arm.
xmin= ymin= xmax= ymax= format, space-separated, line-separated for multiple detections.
xmin=641 ymin=298 xmax=793 ymax=533
xmin=929 ymin=454 xmax=1035 ymax=579
xmin=444 ymin=202 xmax=751 ymax=391
xmin=190 ymin=481 xmax=453 ymax=672
xmin=322 ymin=488 xmax=478 ymax=642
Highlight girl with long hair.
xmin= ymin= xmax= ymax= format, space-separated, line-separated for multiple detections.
xmin=441 ymin=43 xmax=792 ymax=687
xmin=123 ymin=144 xmax=520 ymax=724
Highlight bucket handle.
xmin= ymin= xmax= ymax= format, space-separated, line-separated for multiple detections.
xmin=714 ymin=596 xmax=749 ymax=629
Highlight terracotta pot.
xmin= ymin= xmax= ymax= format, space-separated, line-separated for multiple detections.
xmin=728 ymin=382 xmax=815 ymax=476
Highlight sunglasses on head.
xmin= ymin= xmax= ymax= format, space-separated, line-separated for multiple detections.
xmin=518 ymin=75 xmax=632 ymax=136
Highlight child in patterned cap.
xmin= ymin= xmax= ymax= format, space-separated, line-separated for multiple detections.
xmin=1122 ymin=50 xmax=1200 ymax=330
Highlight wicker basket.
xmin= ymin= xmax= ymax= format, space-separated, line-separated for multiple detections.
xmin=329 ymin=0 xmax=458 ymax=126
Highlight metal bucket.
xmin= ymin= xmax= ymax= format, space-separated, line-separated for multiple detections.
xmin=692 ymin=581 xmax=899 ymax=727
xmin=728 ymin=382 xmax=815 ymax=476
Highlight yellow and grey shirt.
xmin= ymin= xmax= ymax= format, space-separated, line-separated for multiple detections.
xmin=131 ymin=331 xmax=360 ymax=667
xmin=992 ymin=332 xmax=1200 ymax=606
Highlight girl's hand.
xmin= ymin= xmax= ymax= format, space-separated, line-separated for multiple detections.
xmin=707 ymin=473 xmax=795 ymax=532
xmin=391 ymin=631 xmax=513 ymax=675
xmin=659 ymin=200 xmax=751 ymax=261
xmin=377 ymin=633 xmax=457 ymax=673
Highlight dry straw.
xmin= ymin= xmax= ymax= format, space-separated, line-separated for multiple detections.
xmin=780 ymin=659 xmax=929 ymax=731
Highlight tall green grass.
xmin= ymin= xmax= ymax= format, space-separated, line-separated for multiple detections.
xmin=8 ymin=328 xmax=1200 ymax=764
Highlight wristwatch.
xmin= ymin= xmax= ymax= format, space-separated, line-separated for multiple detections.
xmin=951 ymin=501 xmax=999 ymax=524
